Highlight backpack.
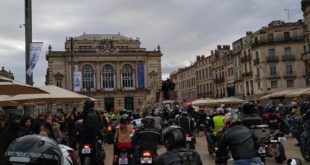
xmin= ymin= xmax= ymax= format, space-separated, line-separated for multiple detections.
xmin=171 ymin=150 xmax=202 ymax=165
xmin=84 ymin=110 xmax=100 ymax=128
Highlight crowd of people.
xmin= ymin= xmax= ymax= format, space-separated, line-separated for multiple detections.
xmin=0 ymin=99 xmax=309 ymax=165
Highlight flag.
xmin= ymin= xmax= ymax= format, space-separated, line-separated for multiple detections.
xmin=73 ymin=71 xmax=82 ymax=92
xmin=27 ymin=42 xmax=43 ymax=76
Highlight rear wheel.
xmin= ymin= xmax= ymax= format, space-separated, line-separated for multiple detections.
xmin=275 ymin=143 xmax=286 ymax=164
xmin=83 ymin=157 xmax=92 ymax=165
xmin=301 ymin=147 xmax=310 ymax=162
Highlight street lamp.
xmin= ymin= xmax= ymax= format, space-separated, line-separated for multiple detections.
xmin=25 ymin=0 xmax=32 ymax=85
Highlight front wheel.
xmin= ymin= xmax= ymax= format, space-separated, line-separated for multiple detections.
xmin=275 ymin=143 xmax=286 ymax=164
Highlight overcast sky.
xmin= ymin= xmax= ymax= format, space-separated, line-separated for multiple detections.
xmin=0 ymin=0 xmax=303 ymax=86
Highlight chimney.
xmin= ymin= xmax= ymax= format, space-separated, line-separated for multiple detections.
xmin=217 ymin=45 xmax=221 ymax=50
xmin=211 ymin=50 xmax=214 ymax=55
xmin=196 ymin=55 xmax=201 ymax=61
xmin=246 ymin=31 xmax=253 ymax=36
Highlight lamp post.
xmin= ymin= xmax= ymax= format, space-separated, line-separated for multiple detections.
xmin=25 ymin=0 xmax=33 ymax=85
xmin=70 ymin=37 xmax=74 ymax=91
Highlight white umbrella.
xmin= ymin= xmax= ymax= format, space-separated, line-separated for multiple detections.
xmin=1 ymin=85 xmax=93 ymax=105
xmin=0 ymin=76 xmax=48 ymax=95
xmin=260 ymin=89 xmax=294 ymax=100
xmin=192 ymin=98 xmax=216 ymax=106
xmin=284 ymin=87 xmax=310 ymax=97
xmin=216 ymin=97 xmax=246 ymax=104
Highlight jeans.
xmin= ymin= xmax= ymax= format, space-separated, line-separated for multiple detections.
xmin=233 ymin=157 xmax=264 ymax=165
xmin=300 ymin=130 xmax=309 ymax=150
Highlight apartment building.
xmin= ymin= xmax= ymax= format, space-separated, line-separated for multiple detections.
xmin=302 ymin=0 xmax=310 ymax=86
xmin=195 ymin=55 xmax=214 ymax=98
xmin=176 ymin=64 xmax=196 ymax=101
xmin=46 ymin=33 xmax=162 ymax=111
xmin=251 ymin=20 xmax=306 ymax=98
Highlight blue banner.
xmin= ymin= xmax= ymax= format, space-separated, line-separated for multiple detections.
xmin=137 ymin=63 xmax=145 ymax=89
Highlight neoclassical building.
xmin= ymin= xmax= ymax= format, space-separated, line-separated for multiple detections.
xmin=302 ymin=0 xmax=310 ymax=86
xmin=46 ymin=33 xmax=162 ymax=111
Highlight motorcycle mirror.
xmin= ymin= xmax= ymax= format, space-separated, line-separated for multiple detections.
xmin=287 ymin=158 xmax=302 ymax=165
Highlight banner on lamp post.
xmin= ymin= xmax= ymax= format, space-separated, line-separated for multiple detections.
xmin=73 ymin=71 xmax=82 ymax=92
xmin=27 ymin=42 xmax=43 ymax=76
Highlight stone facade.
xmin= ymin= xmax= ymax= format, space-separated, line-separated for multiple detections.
xmin=0 ymin=67 xmax=14 ymax=79
xmin=171 ymin=20 xmax=308 ymax=100
xmin=46 ymin=33 xmax=162 ymax=111
xmin=302 ymin=0 xmax=310 ymax=87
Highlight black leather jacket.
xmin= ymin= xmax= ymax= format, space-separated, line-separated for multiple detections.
xmin=175 ymin=115 xmax=195 ymax=135
xmin=154 ymin=146 xmax=203 ymax=165
xmin=240 ymin=112 xmax=263 ymax=128
xmin=217 ymin=124 xmax=259 ymax=160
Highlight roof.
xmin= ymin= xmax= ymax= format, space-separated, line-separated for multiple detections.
xmin=76 ymin=33 xmax=131 ymax=41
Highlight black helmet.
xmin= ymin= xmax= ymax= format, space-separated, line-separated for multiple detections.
xmin=83 ymin=99 xmax=95 ymax=110
xmin=241 ymin=102 xmax=255 ymax=114
xmin=142 ymin=117 xmax=155 ymax=128
xmin=120 ymin=114 xmax=129 ymax=124
xmin=4 ymin=135 xmax=63 ymax=165
xmin=265 ymin=104 xmax=277 ymax=113
xmin=162 ymin=125 xmax=185 ymax=150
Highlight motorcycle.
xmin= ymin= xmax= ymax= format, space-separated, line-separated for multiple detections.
xmin=268 ymin=130 xmax=287 ymax=164
xmin=300 ymin=122 xmax=310 ymax=162
xmin=139 ymin=150 xmax=156 ymax=165
xmin=113 ymin=148 xmax=132 ymax=165
xmin=80 ymin=135 xmax=105 ymax=165
xmin=105 ymin=124 xmax=116 ymax=144
xmin=250 ymin=124 xmax=271 ymax=163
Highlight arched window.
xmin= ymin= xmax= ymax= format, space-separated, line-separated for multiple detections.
xmin=102 ymin=64 xmax=114 ymax=89
xmin=122 ymin=64 xmax=133 ymax=88
xmin=82 ymin=64 xmax=94 ymax=90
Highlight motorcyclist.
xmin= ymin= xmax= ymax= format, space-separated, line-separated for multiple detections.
xmin=78 ymin=99 xmax=102 ymax=158
xmin=216 ymin=112 xmax=263 ymax=165
xmin=132 ymin=117 xmax=161 ymax=165
xmin=4 ymin=135 xmax=64 ymax=165
xmin=171 ymin=105 xmax=181 ymax=118
xmin=154 ymin=125 xmax=203 ymax=165
xmin=208 ymin=107 xmax=225 ymax=142
xmin=175 ymin=109 xmax=196 ymax=149
xmin=263 ymin=104 xmax=291 ymax=134
xmin=114 ymin=114 xmax=134 ymax=155
xmin=150 ymin=108 xmax=163 ymax=130
xmin=300 ymin=109 xmax=310 ymax=151
xmin=240 ymin=102 xmax=263 ymax=128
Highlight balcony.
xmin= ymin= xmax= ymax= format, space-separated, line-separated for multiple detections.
xmin=255 ymin=74 xmax=261 ymax=81
xmin=234 ymin=76 xmax=242 ymax=82
xmin=266 ymin=56 xmax=279 ymax=63
xmin=303 ymin=71 xmax=310 ymax=78
xmin=283 ymin=71 xmax=297 ymax=79
xmin=214 ymin=77 xmax=225 ymax=84
xmin=282 ymin=54 xmax=295 ymax=61
xmin=303 ymin=53 xmax=310 ymax=62
xmin=266 ymin=72 xmax=281 ymax=79
xmin=251 ymin=36 xmax=304 ymax=48
xmin=241 ymin=71 xmax=253 ymax=78
xmin=253 ymin=59 xmax=260 ymax=65
xmin=240 ymin=55 xmax=252 ymax=63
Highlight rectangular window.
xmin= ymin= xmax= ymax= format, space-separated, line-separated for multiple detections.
xmin=257 ymin=82 xmax=261 ymax=90
xmin=284 ymin=47 xmax=291 ymax=55
xmin=287 ymin=80 xmax=294 ymax=88
xmin=104 ymin=98 xmax=114 ymax=112
xmin=56 ymin=77 xmax=63 ymax=88
xmin=124 ymin=97 xmax=134 ymax=111
xmin=268 ymin=48 xmax=275 ymax=57
xmin=271 ymin=80 xmax=278 ymax=89
xmin=284 ymin=32 xmax=290 ymax=41
xmin=286 ymin=64 xmax=293 ymax=74
xmin=306 ymin=79 xmax=310 ymax=87
xmin=270 ymin=64 xmax=277 ymax=75
xmin=267 ymin=34 xmax=274 ymax=42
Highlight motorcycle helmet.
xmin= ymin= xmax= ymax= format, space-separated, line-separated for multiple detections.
xmin=161 ymin=125 xmax=185 ymax=150
xmin=241 ymin=102 xmax=255 ymax=114
xmin=224 ymin=112 xmax=241 ymax=128
xmin=120 ymin=114 xmax=129 ymax=124
xmin=142 ymin=117 xmax=155 ymax=128
xmin=216 ymin=107 xmax=225 ymax=115
xmin=265 ymin=104 xmax=277 ymax=113
xmin=83 ymin=99 xmax=95 ymax=110
xmin=4 ymin=135 xmax=63 ymax=165
xmin=59 ymin=144 xmax=78 ymax=165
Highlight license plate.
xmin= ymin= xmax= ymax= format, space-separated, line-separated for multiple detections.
xmin=186 ymin=136 xmax=192 ymax=142
xmin=119 ymin=158 xmax=128 ymax=164
xmin=141 ymin=157 xmax=152 ymax=163
xmin=278 ymin=137 xmax=286 ymax=143
xmin=82 ymin=148 xmax=91 ymax=154
xmin=258 ymin=147 xmax=266 ymax=154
